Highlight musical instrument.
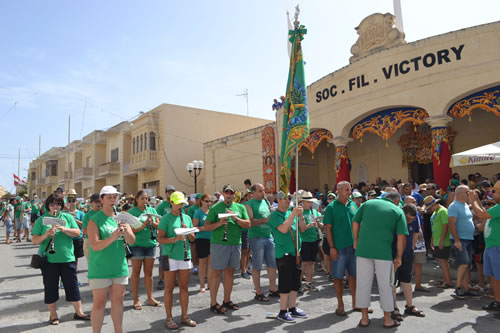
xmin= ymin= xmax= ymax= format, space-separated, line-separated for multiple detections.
xmin=143 ymin=212 xmax=161 ymax=241
xmin=179 ymin=213 xmax=190 ymax=261
xmin=121 ymin=223 xmax=133 ymax=259
xmin=49 ymin=209 xmax=57 ymax=254
xmin=113 ymin=206 xmax=133 ymax=259
xmin=222 ymin=201 xmax=230 ymax=242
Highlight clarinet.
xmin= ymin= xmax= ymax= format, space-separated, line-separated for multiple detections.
xmin=146 ymin=207 xmax=157 ymax=241
xmin=222 ymin=201 xmax=229 ymax=242
xmin=179 ymin=213 xmax=190 ymax=261
xmin=114 ymin=205 xmax=133 ymax=259
xmin=48 ymin=209 xmax=56 ymax=254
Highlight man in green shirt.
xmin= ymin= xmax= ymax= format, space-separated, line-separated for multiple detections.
xmin=469 ymin=182 xmax=500 ymax=312
xmin=269 ymin=191 xmax=307 ymax=323
xmin=205 ymin=184 xmax=250 ymax=313
xmin=424 ymin=195 xmax=452 ymax=288
xmin=324 ymin=181 xmax=358 ymax=316
xmin=245 ymin=183 xmax=278 ymax=302
xmin=352 ymin=191 xmax=408 ymax=328
xmin=187 ymin=194 xmax=201 ymax=218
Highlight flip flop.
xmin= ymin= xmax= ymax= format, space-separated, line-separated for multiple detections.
xmin=335 ymin=309 xmax=347 ymax=317
xmin=165 ymin=318 xmax=178 ymax=329
xmin=49 ymin=317 xmax=59 ymax=325
xmin=383 ymin=320 xmax=401 ymax=328
xmin=358 ymin=319 xmax=370 ymax=327
xmin=133 ymin=302 xmax=143 ymax=310
xmin=147 ymin=300 xmax=162 ymax=307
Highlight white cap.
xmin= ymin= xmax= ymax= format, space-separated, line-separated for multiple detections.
xmin=100 ymin=186 xmax=121 ymax=196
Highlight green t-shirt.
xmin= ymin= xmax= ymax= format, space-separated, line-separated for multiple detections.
xmin=187 ymin=204 xmax=200 ymax=219
xmin=324 ymin=199 xmax=357 ymax=250
xmin=431 ymin=206 xmax=451 ymax=247
xmin=32 ymin=212 xmax=78 ymax=263
xmin=245 ymin=198 xmax=272 ymax=239
xmin=156 ymin=200 xmax=172 ymax=216
xmin=193 ymin=208 xmax=211 ymax=240
xmin=269 ymin=209 xmax=301 ymax=259
xmin=31 ymin=202 xmax=40 ymax=215
xmin=88 ymin=211 xmax=129 ymax=279
xmin=128 ymin=206 xmax=159 ymax=248
xmin=484 ymin=204 xmax=500 ymax=249
xmin=158 ymin=213 xmax=193 ymax=260
xmin=301 ymin=209 xmax=322 ymax=242
xmin=353 ymin=197 xmax=408 ymax=261
xmin=82 ymin=209 xmax=99 ymax=239
xmin=206 ymin=201 xmax=249 ymax=245
xmin=14 ymin=203 xmax=22 ymax=218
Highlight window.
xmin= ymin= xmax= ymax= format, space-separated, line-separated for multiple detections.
xmin=144 ymin=132 xmax=147 ymax=151
xmin=149 ymin=132 xmax=156 ymax=150
xmin=111 ymin=148 xmax=119 ymax=162
xmin=132 ymin=138 xmax=135 ymax=154
xmin=136 ymin=136 xmax=139 ymax=154
xmin=46 ymin=160 xmax=58 ymax=176
xmin=140 ymin=134 xmax=143 ymax=152
xmin=86 ymin=156 xmax=92 ymax=168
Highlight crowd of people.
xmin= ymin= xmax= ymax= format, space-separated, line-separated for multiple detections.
xmin=0 ymin=171 xmax=499 ymax=331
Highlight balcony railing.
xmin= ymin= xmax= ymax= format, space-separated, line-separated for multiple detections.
xmin=130 ymin=151 xmax=160 ymax=171
xmin=97 ymin=162 xmax=121 ymax=177
xmin=75 ymin=167 xmax=93 ymax=180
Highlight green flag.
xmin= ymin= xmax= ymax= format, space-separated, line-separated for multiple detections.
xmin=279 ymin=24 xmax=310 ymax=194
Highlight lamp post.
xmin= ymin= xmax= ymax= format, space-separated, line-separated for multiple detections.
xmin=186 ymin=160 xmax=204 ymax=193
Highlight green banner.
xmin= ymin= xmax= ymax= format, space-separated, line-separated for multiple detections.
xmin=279 ymin=25 xmax=310 ymax=194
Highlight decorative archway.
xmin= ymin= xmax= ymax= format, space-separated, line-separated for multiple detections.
xmin=298 ymin=128 xmax=333 ymax=159
xmin=447 ymin=85 xmax=500 ymax=121
xmin=350 ymin=107 xmax=429 ymax=146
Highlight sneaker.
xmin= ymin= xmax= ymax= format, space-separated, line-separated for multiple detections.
xmin=290 ymin=308 xmax=308 ymax=319
xmin=453 ymin=288 xmax=466 ymax=299
xmin=483 ymin=301 xmax=500 ymax=311
xmin=241 ymin=272 xmax=250 ymax=279
xmin=304 ymin=283 xmax=318 ymax=292
xmin=277 ymin=312 xmax=296 ymax=323
xmin=157 ymin=280 xmax=165 ymax=290
xmin=192 ymin=266 xmax=198 ymax=275
xmin=76 ymin=281 xmax=82 ymax=287
xmin=463 ymin=290 xmax=481 ymax=297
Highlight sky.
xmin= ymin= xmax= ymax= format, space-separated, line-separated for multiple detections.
xmin=0 ymin=0 xmax=499 ymax=193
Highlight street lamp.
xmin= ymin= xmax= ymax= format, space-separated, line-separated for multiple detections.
xmin=186 ymin=160 xmax=204 ymax=193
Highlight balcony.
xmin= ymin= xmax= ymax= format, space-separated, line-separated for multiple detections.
xmin=97 ymin=162 xmax=121 ymax=177
xmin=130 ymin=151 xmax=160 ymax=171
xmin=75 ymin=167 xmax=93 ymax=180
xmin=59 ymin=171 xmax=73 ymax=183
xmin=45 ymin=175 xmax=58 ymax=185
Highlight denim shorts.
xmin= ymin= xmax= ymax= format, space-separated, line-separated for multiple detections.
xmin=249 ymin=237 xmax=277 ymax=270
xmin=330 ymin=246 xmax=356 ymax=279
xmin=129 ymin=246 xmax=156 ymax=260
xmin=483 ymin=247 xmax=500 ymax=280
xmin=15 ymin=216 xmax=29 ymax=230
xmin=452 ymin=239 xmax=473 ymax=266
xmin=210 ymin=243 xmax=241 ymax=270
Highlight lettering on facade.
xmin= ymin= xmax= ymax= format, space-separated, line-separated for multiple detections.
xmin=315 ymin=44 xmax=465 ymax=103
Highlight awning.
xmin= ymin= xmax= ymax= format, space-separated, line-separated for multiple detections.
xmin=450 ymin=141 xmax=500 ymax=167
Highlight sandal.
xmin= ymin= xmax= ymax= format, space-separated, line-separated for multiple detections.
xmin=438 ymin=283 xmax=454 ymax=289
xmin=404 ymin=305 xmax=425 ymax=317
xmin=181 ymin=316 xmax=197 ymax=327
xmin=210 ymin=303 xmax=226 ymax=314
xmin=49 ymin=317 xmax=59 ymax=325
xmin=147 ymin=300 xmax=162 ymax=307
xmin=200 ymin=288 xmax=206 ymax=293
xmin=165 ymin=318 xmax=178 ymax=329
xmin=358 ymin=319 xmax=370 ymax=327
xmin=268 ymin=289 xmax=280 ymax=297
xmin=335 ymin=308 xmax=347 ymax=317
xmin=254 ymin=293 xmax=269 ymax=302
xmin=133 ymin=302 xmax=143 ymax=310
xmin=353 ymin=307 xmax=374 ymax=314
xmin=390 ymin=308 xmax=404 ymax=321
xmin=73 ymin=313 xmax=91 ymax=320
xmin=222 ymin=301 xmax=240 ymax=310
xmin=383 ymin=320 xmax=400 ymax=328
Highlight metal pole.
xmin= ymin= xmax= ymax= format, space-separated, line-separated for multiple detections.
xmin=68 ymin=114 xmax=70 ymax=188
xmin=295 ymin=146 xmax=299 ymax=256
xmin=194 ymin=170 xmax=197 ymax=193
xmin=38 ymin=135 xmax=41 ymax=197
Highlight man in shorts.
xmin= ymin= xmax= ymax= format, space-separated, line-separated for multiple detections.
xmin=324 ymin=181 xmax=359 ymax=316
xmin=205 ymin=184 xmax=250 ymax=313
xmin=245 ymin=183 xmax=278 ymax=300
xmin=2 ymin=198 xmax=15 ymax=244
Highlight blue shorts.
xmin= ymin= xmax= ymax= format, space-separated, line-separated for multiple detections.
xmin=249 ymin=237 xmax=277 ymax=270
xmin=5 ymin=220 xmax=13 ymax=235
xmin=129 ymin=246 xmax=156 ymax=260
xmin=15 ymin=216 xmax=29 ymax=230
xmin=210 ymin=243 xmax=241 ymax=270
xmin=331 ymin=246 xmax=356 ymax=279
xmin=484 ymin=247 xmax=500 ymax=280
xmin=452 ymin=239 xmax=473 ymax=266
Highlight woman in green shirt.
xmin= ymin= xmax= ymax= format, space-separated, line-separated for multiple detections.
xmin=158 ymin=191 xmax=197 ymax=329
xmin=31 ymin=193 xmax=90 ymax=326
xmin=128 ymin=190 xmax=162 ymax=310
xmin=192 ymin=193 xmax=213 ymax=293
xmin=87 ymin=186 xmax=135 ymax=333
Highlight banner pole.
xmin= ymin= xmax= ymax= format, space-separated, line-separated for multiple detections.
xmin=295 ymin=146 xmax=299 ymax=262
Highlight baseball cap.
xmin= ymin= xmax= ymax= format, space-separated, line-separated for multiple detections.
xmin=56 ymin=186 xmax=64 ymax=192
xmin=99 ymin=186 xmax=120 ymax=196
xmin=367 ymin=190 xmax=377 ymax=197
xmin=351 ymin=192 xmax=363 ymax=199
xmin=195 ymin=193 xmax=202 ymax=199
xmin=223 ymin=184 xmax=235 ymax=193
xmin=165 ymin=185 xmax=175 ymax=192
xmin=170 ymin=191 xmax=188 ymax=205
xmin=327 ymin=191 xmax=336 ymax=199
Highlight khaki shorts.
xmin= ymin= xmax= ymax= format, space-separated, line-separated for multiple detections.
xmin=83 ymin=238 xmax=90 ymax=260
xmin=414 ymin=252 xmax=426 ymax=264
xmin=89 ymin=276 xmax=128 ymax=290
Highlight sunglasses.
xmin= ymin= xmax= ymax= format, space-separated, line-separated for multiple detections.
xmin=224 ymin=190 xmax=235 ymax=194
xmin=68 ymin=199 xmax=76 ymax=203
xmin=49 ymin=202 xmax=62 ymax=207
xmin=203 ymin=200 xmax=211 ymax=203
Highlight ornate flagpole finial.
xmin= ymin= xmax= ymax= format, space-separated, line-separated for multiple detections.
xmin=293 ymin=5 xmax=300 ymax=29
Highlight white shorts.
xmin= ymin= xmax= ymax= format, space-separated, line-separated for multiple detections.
xmin=168 ymin=258 xmax=193 ymax=271
xmin=89 ymin=276 xmax=128 ymax=290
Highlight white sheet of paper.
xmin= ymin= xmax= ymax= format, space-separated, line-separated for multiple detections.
xmin=42 ymin=217 xmax=65 ymax=226
xmin=174 ymin=227 xmax=199 ymax=235
xmin=218 ymin=213 xmax=238 ymax=219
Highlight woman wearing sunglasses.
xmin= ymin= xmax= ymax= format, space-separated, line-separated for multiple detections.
xmin=32 ymin=193 xmax=90 ymax=325
xmin=65 ymin=191 xmax=85 ymax=284
xmin=192 ymin=194 xmax=213 ymax=293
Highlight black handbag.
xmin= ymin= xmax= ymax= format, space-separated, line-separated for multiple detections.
xmin=30 ymin=239 xmax=52 ymax=269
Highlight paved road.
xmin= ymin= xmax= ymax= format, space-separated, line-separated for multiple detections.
xmin=0 ymin=225 xmax=498 ymax=332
